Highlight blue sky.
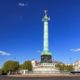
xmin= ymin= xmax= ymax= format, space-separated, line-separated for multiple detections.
xmin=0 ymin=0 xmax=80 ymax=67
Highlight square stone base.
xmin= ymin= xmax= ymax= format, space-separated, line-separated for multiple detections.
xmin=41 ymin=55 xmax=52 ymax=63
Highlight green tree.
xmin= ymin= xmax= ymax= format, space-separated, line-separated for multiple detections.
xmin=56 ymin=63 xmax=73 ymax=72
xmin=2 ymin=60 xmax=19 ymax=74
xmin=23 ymin=61 xmax=32 ymax=71
xmin=0 ymin=69 xmax=2 ymax=75
xmin=19 ymin=64 xmax=25 ymax=70
xmin=65 ymin=65 xmax=73 ymax=72
xmin=0 ymin=68 xmax=6 ymax=75
xmin=56 ymin=63 xmax=65 ymax=71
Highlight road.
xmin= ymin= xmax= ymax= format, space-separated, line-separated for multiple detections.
xmin=0 ymin=75 xmax=80 ymax=80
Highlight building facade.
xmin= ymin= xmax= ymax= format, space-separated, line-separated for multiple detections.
xmin=73 ymin=60 xmax=80 ymax=71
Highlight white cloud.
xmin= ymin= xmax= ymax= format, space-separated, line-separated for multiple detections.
xmin=70 ymin=48 xmax=80 ymax=52
xmin=18 ymin=3 xmax=28 ymax=7
xmin=0 ymin=50 xmax=11 ymax=56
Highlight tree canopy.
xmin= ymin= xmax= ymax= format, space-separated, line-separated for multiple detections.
xmin=56 ymin=63 xmax=74 ymax=72
xmin=20 ymin=61 xmax=32 ymax=71
xmin=2 ymin=60 xmax=19 ymax=73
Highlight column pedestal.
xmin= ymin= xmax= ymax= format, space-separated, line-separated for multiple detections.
xmin=41 ymin=51 xmax=52 ymax=63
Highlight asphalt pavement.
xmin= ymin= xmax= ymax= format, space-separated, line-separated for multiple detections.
xmin=0 ymin=75 xmax=80 ymax=80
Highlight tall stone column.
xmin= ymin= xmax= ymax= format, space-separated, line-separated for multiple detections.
xmin=42 ymin=10 xmax=50 ymax=52
xmin=41 ymin=10 xmax=52 ymax=63
xmin=43 ymin=15 xmax=49 ymax=51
